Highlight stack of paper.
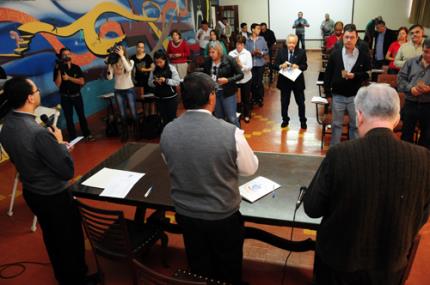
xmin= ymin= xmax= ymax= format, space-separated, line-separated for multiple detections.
xmin=239 ymin=176 xmax=281 ymax=203
xmin=81 ymin=167 xmax=145 ymax=198
xmin=279 ymin=67 xmax=302 ymax=82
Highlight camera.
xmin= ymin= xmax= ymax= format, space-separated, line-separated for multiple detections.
xmin=105 ymin=42 xmax=122 ymax=65
xmin=55 ymin=54 xmax=70 ymax=75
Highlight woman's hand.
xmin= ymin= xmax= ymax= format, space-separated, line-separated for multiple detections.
xmin=217 ymin=77 xmax=228 ymax=85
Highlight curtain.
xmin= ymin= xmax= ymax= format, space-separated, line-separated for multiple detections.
xmin=409 ymin=0 xmax=430 ymax=27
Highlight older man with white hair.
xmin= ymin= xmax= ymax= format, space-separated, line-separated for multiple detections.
xmin=304 ymin=84 xmax=430 ymax=285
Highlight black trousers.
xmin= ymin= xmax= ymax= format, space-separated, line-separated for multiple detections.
xmin=297 ymin=33 xmax=306 ymax=49
xmin=251 ymin=66 xmax=265 ymax=104
xmin=280 ymin=87 xmax=307 ymax=123
xmin=401 ymin=100 xmax=430 ymax=149
xmin=156 ymin=96 xmax=178 ymax=126
xmin=176 ymin=211 xmax=245 ymax=285
xmin=23 ymin=190 xmax=88 ymax=285
xmin=237 ymin=80 xmax=252 ymax=117
xmin=61 ymin=94 xmax=91 ymax=140
xmin=313 ymin=254 xmax=405 ymax=285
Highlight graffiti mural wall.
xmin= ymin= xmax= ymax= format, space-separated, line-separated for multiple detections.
xmin=0 ymin=0 xmax=213 ymax=123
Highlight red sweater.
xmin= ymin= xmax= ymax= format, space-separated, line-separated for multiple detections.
xmin=167 ymin=40 xmax=190 ymax=64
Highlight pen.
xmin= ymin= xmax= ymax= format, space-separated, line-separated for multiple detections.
xmin=144 ymin=186 xmax=153 ymax=198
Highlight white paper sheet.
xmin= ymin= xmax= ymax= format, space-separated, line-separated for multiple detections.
xmin=99 ymin=170 xmax=145 ymax=198
xmin=239 ymin=176 xmax=281 ymax=203
xmin=279 ymin=67 xmax=302 ymax=82
xmin=81 ymin=167 xmax=145 ymax=191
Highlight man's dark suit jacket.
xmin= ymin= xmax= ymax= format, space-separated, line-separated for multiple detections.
xmin=304 ymin=128 xmax=430 ymax=273
xmin=274 ymin=47 xmax=307 ymax=91
xmin=373 ymin=28 xmax=397 ymax=60
xmin=324 ymin=47 xmax=371 ymax=97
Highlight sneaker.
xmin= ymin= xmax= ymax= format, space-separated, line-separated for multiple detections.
xmin=301 ymin=122 xmax=307 ymax=129
xmin=244 ymin=116 xmax=250 ymax=123
xmin=281 ymin=122 xmax=289 ymax=128
xmin=85 ymin=135 xmax=96 ymax=142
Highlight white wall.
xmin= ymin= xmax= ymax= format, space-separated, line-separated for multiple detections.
xmin=218 ymin=0 xmax=268 ymax=29
xmin=219 ymin=0 xmax=429 ymax=49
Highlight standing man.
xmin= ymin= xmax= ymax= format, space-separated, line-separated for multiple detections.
xmin=324 ymin=24 xmax=371 ymax=146
xmin=260 ymin=22 xmax=277 ymax=83
xmin=54 ymin=47 xmax=93 ymax=141
xmin=304 ymin=83 xmax=430 ymax=285
xmin=160 ymin=72 xmax=258 ymax=284
xmin=195 ymin=20 xmax=212 ymax=55
xmin=320 ymin=13 xmax=335 ymax=38
xmin=395 ymin=24 xmax=425 ymax=69
xmin=240 ymin=22 xmax=251 ymax=39
xmin=373 ymin=20 xmax=397 ymax=68
xmin=397 ymin=38 xmax=430 ymax=149
xmin=274 ymin=34 xmax=308 ymax=129
xmin=293 ymin=12 xmax=310 ymax=49
xmin=246 ymin=23 xmax=268 ymax=107
xmin=0 ymin=77 xmax=96 ymax=285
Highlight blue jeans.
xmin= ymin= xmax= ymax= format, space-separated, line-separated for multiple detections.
xmin=215 ymin=90 xmax=239 ymax=127
xmin=330 ymin=94 xmax=358 ymax=146
xmin=115 ymin=88 xmax=137 ymax=120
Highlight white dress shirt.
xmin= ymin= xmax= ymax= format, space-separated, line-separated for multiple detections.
xmin=342 ymin=47 xmax=359 ymax=73
xmin=228 ymin=48 xmax=253 ymax=84
xmin=186 ymin=109 xmax=259 ymax=176
xmin=195 ymin=28 xmax=212 ymax=49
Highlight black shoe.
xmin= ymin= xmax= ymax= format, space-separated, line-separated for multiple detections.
xmin=301 ymin=122 xmax=307 ymax=129
xmin=84 ymin=272 xmax=101 ymax=285
xmin=281 ymin=122 xmax=289 ymax=128
xmin=258 ymin=101 xmax=264 ymax=107
xmin=244 ymin=116 xmax=250 ymax=123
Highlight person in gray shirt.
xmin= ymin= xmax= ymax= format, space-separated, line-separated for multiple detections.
xmin=0 ymin=77 xmax=95 ymax=285
xmin=160 ymin=72 xmax=258 ymax=284
xmin=397 ymin=38 xmax=430 ymax=149
xmin=293 ymin=11 xmax=310 ymax=49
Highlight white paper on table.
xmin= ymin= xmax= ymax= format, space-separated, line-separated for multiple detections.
xmin=81 ymin=167 xmax=144 ymax=190
xmin=279 ymin=67 xmax=302 ymax=82
xmin=239 ymin=176 xmax=281 ymax=203
xmin=99 ymin=170 xmax=145 ymax=198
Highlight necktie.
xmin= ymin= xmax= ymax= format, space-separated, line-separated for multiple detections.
xmin=288 ymin=51 xmax=293 ymax=62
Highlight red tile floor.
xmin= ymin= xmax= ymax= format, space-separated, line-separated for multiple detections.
xmin=1 ymin=51 xmax=429 ymax=284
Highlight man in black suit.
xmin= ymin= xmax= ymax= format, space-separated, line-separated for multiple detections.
xmin=304 ymin=83 xmax=430 ymax=285
xmin=324 ymin=24 xmax=371 ymax=146
xmin=373 ymin=20 xmax=397 ymax=68
xmin=260 ymin=22 xmax=277 ymax=83
xmin=274 ymin=34 xmax=307 ymax=129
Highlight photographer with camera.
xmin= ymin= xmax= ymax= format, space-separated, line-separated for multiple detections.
xmin=54 ymin=48 xmax=94 ymax=141
xmin=106 ymin=44 xmax=138 ymax=141
xmin=148 ymin=50 xmax=180 ymax=127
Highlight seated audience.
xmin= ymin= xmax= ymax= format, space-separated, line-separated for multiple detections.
xmin=160 ymin=72 xmax=258 ymax=285
xmin=304 ymin=83 xmax=430 ymax=285
xmin=385 ymin=27 xmax=408 ymax=74
xmin=148 ymin=50 xmax=180 ymax=127
xmin=203 ymin=41 xmax=244 ymax=127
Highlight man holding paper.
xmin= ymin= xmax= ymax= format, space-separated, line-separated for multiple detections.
xmin=160 ymin=72 xmax=258 ymax=285
xmin=0 ymin=77 xmax=94 ymax=285
xmin=274 ymin=34 xmax=308 ymax=129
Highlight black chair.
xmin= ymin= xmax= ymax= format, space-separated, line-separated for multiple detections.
xmin=76 ymin=200 xmax=168 ymax=285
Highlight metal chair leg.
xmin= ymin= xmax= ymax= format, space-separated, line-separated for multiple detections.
xmin=31 ymin=216 xmax=38 ymax=232
xmin=7 ymin=173 xmax=19 ymax=216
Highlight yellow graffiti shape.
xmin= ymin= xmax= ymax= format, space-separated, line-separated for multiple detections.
xmin=17 ymin=2 xmax=159 ymax=56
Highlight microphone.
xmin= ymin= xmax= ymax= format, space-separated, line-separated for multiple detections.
xmin=295 ymin=186 xmax=307 ymax=210
xmin=40 ymin=114 xmax=55 ymax=132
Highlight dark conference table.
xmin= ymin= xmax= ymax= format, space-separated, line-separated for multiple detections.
xmin=72 ymin=143 xmax=323 ymax=251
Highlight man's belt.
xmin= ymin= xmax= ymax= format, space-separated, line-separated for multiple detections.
xmin=61 ymin=92 xmax=81 ymax=98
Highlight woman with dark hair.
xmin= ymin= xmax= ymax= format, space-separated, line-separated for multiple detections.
xmin=386 ymin=27 xmax=408 ymax=74
xmin=167 ymin=30 xmax=190 ymax=80
xmin=203 ymin=41 xmax=244 ymax=126
xmin=148 ymin=50 xmax=180 ymax=126
xmin=106 ymin=45 xmax=137 ymax=141
xmin=204 ymin=30 xmax=228 ymax=57
xmin=130 ymin=41 xmax=153 ymax=92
